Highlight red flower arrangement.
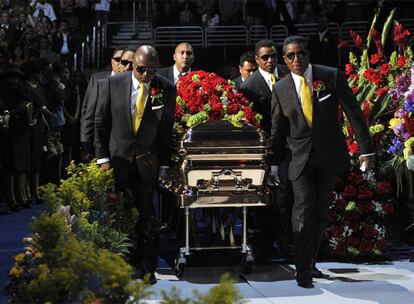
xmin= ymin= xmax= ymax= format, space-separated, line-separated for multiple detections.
xmin=323 ymin=169 xmax=395 ymax=258
xmin=174 ymin=70 xmax=262 ymax=133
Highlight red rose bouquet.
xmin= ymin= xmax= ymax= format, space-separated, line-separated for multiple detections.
xmin=323 ymin=169 xmax=395 ymax=258
xmin=174 ymin=70 xmax=262 ymax=134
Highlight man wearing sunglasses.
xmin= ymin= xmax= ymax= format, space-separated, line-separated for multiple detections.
xmin=239 ymin=39 xmax=292 ymax=262
xmin=118 ymin=46 xmax=136 ymax=73
xmin=158 ymin=42 xmax=195 ymax=85
xmin=94 ymin=45 xmax=176 ymax=285
xmin=270 ymin=36 xmax=374 ymax=288
xmin=80 ymin=45 xmax=128 ymax=161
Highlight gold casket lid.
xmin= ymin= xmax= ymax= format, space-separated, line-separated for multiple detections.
xmin=174 ymin=120 xmax=270 ymax=149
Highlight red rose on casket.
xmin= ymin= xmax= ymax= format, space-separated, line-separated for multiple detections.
xmin=359 ymin=240 xmax=375 ymax=253
xmin=342 ymin=184 xmax=357 ymax=198
xmin=175 ymin=70 xmax=262 ymax=131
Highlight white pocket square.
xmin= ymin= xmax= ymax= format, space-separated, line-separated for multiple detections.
xmin=151 ymin=105 xmax=164 ymax=110
xmin=318 ymin=94 xmax=332 ymax=102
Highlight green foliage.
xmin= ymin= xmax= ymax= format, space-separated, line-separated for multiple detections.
xmin=14 ymin=236 xmax=149 ymax=304
xmin=30 ymin=212 xmax=70 ymax=262
xmin=77 ymin=216 xmax=133 ymax=256
xmin=161 ymin=274 xmax=244 ymax=304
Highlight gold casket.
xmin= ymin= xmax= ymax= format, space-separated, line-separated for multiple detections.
xmin=163 ymin=119 xmax=272 ymax=207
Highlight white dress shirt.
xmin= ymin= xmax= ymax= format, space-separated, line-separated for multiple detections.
xmin=258 ymin=67 xmax=279 ymax=92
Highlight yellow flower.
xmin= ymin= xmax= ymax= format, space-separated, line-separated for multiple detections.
xmin=14 ymin=253 xmax=25 ymax=263
xmin=403 ymin=137 xmax=414 ymax=160
xmin=389 ymin=118 xmax=401 ymax=129
xmin=9 ymin=266 xmax=24 ymax=278
xmin=369 ymin=124 xmax=385 ymax=136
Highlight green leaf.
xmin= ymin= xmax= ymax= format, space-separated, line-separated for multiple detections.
xmin=345 ymin=201 xmax=356 ymax=211
xmin=372 ymin=93 xmax=391 ymax=120
xmin=367 ymin=9 xmax=379 ymax=49
xmin=381 ymin=9 xmax=396 ymax=46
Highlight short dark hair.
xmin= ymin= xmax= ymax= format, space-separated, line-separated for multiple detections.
xmin=282 ymin=35 xmax=309 ymax=54
xmin=122 ymin=46 xmax=137 ymax=54
xmin=239 ymin=51 xmax=256 ymax=66
xmin=255 ymin=39 xmax=277 ymax=55
xmin=112 ymin=45 xmax=126 ymax=56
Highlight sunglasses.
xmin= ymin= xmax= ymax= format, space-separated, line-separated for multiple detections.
xmin=285 ymin=50 xmax=307 ymax=61
xmin=260 ymin=53 xmax=277 ymax=61
xmin=112 ymin=56 xmax=121 ymax=62
xmin=120 ymin=59 xmax=132 ymax=66
xmin=135 ymin=66 xmax=157 ymax=74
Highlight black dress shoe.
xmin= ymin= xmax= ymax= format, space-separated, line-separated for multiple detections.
xmin=297 ymin=279 xmax=314 ymax=288
xmin=142 ymin=271 xmax=157 ymax=285
xmin=311 ymin=267 xmax=323 ymax=278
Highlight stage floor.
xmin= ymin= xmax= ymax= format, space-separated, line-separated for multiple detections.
xmin=145 ymin=260 xmax=414 ymax=303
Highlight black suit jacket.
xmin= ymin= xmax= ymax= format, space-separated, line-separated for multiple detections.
xmin=94 ymin=72 xmax=176 ymax=182
xmin=80 ymin=70 xmax=111 ymax=144
xmin=157 ymin=66 xmax=174 ymax=84
xmin=232 ymin=75 xmax=243 ymax=90
xmin=239 ymin=65 xmax=289 ymax=135
xmin=271 ymin=64 xmax=374 ymax=181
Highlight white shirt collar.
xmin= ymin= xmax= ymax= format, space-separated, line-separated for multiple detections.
xmin=291 ymin=64 xmax=313 ymax=102
xmin=258 ymin=67 xmax=279 ymax=91
xmin=173 ymin=64 xmax=190 ymax=84
xmin=319 ymin=29 xmax=328 ymax=41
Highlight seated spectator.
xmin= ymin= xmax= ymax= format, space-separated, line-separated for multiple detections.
xmin=201 ymin=7 xmax=219 ymax=27
xmin=297 ymin=1 xmax=316 ymax=24
xmin=31 ymin=0 xmax=57 ymax=32
xmin=94 ymin=0 xmax=110 ymax=26
xmin=9 ymin=44 xmax=27 ymax=66
xmin=218 ymin=0 xmax=241 ymax=25
xmin=1 ymin=10 xmax=18 ymax=48
xmin=39 ymin=35 xmax=59 ymax=63
xmin=0 ymin=27 xmax=11 ymax=57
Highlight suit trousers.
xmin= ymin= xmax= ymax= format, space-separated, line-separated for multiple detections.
xmin=112 ymin=156 xmax=159 ymax=273
xmin=291 ymin=150 xmax=335 ymax=282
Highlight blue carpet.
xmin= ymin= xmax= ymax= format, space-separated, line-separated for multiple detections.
xmin=0 ymin=204 xmax=45 ymax=304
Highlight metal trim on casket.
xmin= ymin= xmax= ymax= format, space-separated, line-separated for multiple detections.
xmin=162 ymin=120 xmax=272 ymax=207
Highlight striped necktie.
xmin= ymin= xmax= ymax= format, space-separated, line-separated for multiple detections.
xmin=133 ymin=82 xmax=146 ymax=133
xmin=300 ymin=76 xmax=313 ymax=127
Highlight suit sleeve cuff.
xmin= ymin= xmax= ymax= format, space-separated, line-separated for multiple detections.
xmin=96 ymin=157 xmax=110 ymax=164
xmin=360 ymin=153 xmax=375 ymax=157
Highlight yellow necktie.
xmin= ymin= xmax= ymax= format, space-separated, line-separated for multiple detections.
xmin=300 ymin=76 xmax=313 ymax=127
xmin=271 ymin=74 xmax=276 ymax=85
xmin=133 ymin=82 xmax=146 ymax=133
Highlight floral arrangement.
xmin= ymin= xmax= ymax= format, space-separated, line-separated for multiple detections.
xmin=174 ymin=70 xmax=262 ymax=134
xmin=322 ymin=8 xmax=409 ymax=259
xmin=6 ymin=161 xmax=243 ymax=303
xmin=323 ymin=170 xmax=395 ymax=258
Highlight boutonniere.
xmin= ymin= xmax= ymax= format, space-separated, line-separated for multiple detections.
xmin=150 ymin=87 xmax=163 ymax=105
xmin=312 ymin=80 xmax=326 ymax=98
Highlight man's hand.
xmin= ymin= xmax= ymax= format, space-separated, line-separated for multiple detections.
xmin=100 ymin=162 xmax=111 ymax=171
xmin=268 ymin=165 xmax=280 ymax=186
xmin=359 ymin=154 xmax=375 ymax=172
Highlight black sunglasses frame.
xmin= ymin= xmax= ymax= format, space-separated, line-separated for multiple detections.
xmin=285 ymin=50 xmax=307 ymax=62
xmin=112 ymin=57 xmax=122 ymax=62
xmin=260 ymin=53 xmax=277 ymax=61
xmin=120 ymin=59 xmax=133 ymax=66
xmin=135 ymin=66 xmax=157 ymax=74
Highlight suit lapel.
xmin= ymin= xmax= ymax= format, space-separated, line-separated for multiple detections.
xmin=121 ymin=72 xmax=133 ymax=133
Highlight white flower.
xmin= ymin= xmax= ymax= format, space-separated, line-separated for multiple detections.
xmin=407 ymin=154 xmax=414 ymax=171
